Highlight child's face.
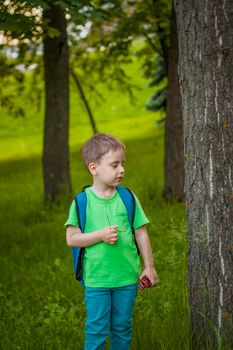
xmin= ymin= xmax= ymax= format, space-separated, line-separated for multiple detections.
xmin=90 ymin=148 xmax=125 ymax=186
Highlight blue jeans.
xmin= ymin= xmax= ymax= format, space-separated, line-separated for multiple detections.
xmin=84 ymin=284 xmax=138 ymax=350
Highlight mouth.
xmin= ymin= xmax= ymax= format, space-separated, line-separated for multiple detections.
xmin=116 ymin=177 xmax=123 ymax=181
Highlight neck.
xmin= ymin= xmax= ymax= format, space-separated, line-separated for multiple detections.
xmin=91 ymin=183 xmax=116 ymax=198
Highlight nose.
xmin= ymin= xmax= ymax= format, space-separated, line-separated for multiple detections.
xmin=119 ymin=164 xmax=125 ymax=175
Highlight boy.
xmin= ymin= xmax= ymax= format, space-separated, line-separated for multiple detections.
xmin=65 ymin=133 xmax=158 ymax=350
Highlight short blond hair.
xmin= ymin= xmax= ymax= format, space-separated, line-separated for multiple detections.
xmin=82 ymin=133 xmax=125 ymax=171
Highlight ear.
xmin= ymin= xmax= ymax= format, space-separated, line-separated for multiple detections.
xmin=88 ymin=162 xmax=98 ymax=176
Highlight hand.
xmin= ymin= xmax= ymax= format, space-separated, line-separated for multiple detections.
xmin=139 ymin=266 xmax=159 ymax=287
xmin=101 ymin=225 xmax=119 ymax=245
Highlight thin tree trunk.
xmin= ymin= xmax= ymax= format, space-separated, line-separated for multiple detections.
xmin=152 ymin=0 xmax=184 ymax=202
xmin=175 ymin=1 xmax=233 ymax=348
xmin=70 ymin=67 xmax=98 ymax=134
xmin=163 ymin=5 xmax=184 ymax=202
xmin=43 ymin=1 xmax=72 ymax=201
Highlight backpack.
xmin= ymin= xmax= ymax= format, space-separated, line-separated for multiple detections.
xmin=72 ymin=185 xmax=140 ymax=285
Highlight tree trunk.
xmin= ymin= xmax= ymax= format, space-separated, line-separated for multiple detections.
xmin=43 ymin=2 xmax=72 ymax=201
xmin=163 ymin=5 xmax=184 ymax=202
xmin=175 ymin=1 xmax=233 ymax=348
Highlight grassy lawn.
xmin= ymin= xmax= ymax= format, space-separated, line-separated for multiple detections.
xmin=0 ymin=54 xmax=189 ymax=349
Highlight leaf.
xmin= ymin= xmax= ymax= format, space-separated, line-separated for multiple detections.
xmin=46 ymin=26 xmax=61 ymax=38
xmin=92 ymin=8 xmax=110 ymax=20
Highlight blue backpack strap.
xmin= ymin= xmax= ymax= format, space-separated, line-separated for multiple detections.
xmin=116 ymin=185 xmax=140 ymax=255
xmin=74 ymin=191 xmax=87 ymax=233
xmin=72 ymin=187 xmax=90 ymax=284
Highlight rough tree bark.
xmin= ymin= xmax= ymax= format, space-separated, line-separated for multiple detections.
xmin=43 ymin=1 xmax=72 ymax=201
xmin=163 ymin=5 xmax=184 ymax=202
xmin=175 ymin=1 xmax=233 ymax=348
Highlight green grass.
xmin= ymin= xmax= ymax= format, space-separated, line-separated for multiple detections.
xmin=0 ymin=54 xmax=190 ymax=349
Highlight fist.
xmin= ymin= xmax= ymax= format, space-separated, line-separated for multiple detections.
xmin=101 ymin=225 xmax=118 ymax=245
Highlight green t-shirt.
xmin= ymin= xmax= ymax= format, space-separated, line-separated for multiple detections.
xmin=64 ymin=187 xmax=149 ymax=288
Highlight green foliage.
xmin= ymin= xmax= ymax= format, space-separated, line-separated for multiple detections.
xmin=146 ymin=55 xmax=167 ymax=111
xmin=0 ymin=53 xmax=26 ymax=117
xmin=69 ymin=0 xmax=173 ymax=110
xmin=0 ymin=1 xmax=46 ymax=42
xmin=45 ymin=25 xmax=61 ymax=38
xmin=147 ymin=55 xmax=166 ymax=86
xmin=146 ymin=87 xmax=167 ymax=111
xmin=0 ymin=0 xmax=173 ymax=116
xmin=0 ymin=49 xmax=43 ymax=118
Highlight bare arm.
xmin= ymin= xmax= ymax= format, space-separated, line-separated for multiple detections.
xmin=135 ymin=225 xmax=159 ymax=286
xmin=66 ymin=225 xmax=119 ymax=248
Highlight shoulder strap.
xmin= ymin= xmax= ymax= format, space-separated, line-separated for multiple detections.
xmin=74 ymin=185 xmax=91 ymax=231
xmin=116 ymin=185 xmax=140 ymax=255
xmin=74 ymin=191 xmax=87 ymax=233
xmin=116 ymin=185 xmax=135 ymax=227
xmin=73 ymin=186 xmax=91 ymax=284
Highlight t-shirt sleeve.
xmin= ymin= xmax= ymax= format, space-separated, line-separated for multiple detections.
xmin=132 ymin=192 xmax=150 ymax=229
xmin=64 ymin=200 xmax=79 ymax=227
